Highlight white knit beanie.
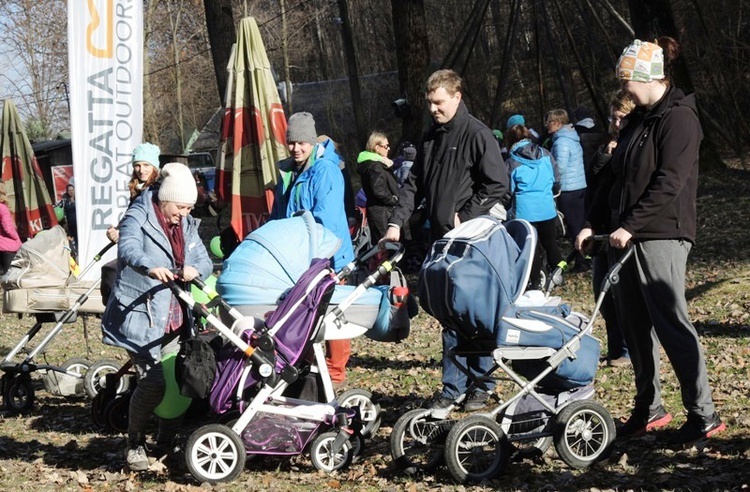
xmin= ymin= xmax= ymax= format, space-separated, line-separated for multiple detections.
xmin=158 ymin=162 xmax=198 ymax=205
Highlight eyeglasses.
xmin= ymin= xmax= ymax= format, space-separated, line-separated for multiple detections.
xmin=378 ymin=143 xmax=390 ymax=150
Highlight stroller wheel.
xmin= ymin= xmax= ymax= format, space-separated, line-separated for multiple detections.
xmin=84 ymin=359 xmax=128 ymax=399
xmin=309 ymin=431 xmax=353 ymax=472
xmin=553 ymin=400 xmax=615 ymax=468
xmin=43 ymin=358 xmax=91 ymax=397
xmin=186 ymin=424 xmax=246 ymax=484
xmin=104 ymin=394 xmax=130 ymax=434
xmin=337 ymin=389 xmax=381 ymax=438
xmin=512 ymin=435 xmax=553 ymax=460
xmin=444 ymin=415 xmax=510 ymax=483
xmin=390 ymin=408 xmax=448 ymax=475
xmin=90 ymin=391 xmax=114 ymax=431
xmin=3 ymin=374 xmax=35 ymax=414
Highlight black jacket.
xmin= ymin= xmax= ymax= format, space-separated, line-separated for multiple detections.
xmin=391 ymin=101 xmax=509 ymax=238
xmin=357 ymin=157 xmax=400 ymax=242
xmin=587 ymin=85 xmax=702 ymax=242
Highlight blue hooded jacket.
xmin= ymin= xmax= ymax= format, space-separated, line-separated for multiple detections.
xmin=506 ymin=140 xmax=558 ymax=222
xmin=551 ymin=125 xmax=587 ymax=192
xmin=271 ymin=139 xmax=354 ymax=270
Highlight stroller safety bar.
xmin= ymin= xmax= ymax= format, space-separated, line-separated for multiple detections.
xmin=166 ymin=280 xmax=275 ymax=378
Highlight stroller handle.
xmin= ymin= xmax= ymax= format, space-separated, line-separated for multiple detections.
xmin=337 ymin=241 xmax=405 ymax=282
xmin=166 ymin=280 xmax=275 ymax=377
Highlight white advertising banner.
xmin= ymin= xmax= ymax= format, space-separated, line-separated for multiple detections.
xmin=68 ymin=0 xmax=143 ymax=278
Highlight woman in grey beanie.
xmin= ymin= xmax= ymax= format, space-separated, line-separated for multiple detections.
xmin=271 ymin=111 xmax=355 ymax=385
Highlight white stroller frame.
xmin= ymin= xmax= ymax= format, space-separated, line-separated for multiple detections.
xmin=391 ymin=220 xmax=632 ymax=483
xmin=175 ymin=243 xmax=404 ymax=484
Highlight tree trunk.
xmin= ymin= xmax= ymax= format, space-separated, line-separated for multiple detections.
xmin=626 ymin=0 xmax=725 ymax=170
xmin=337 ymin=0 xmax=367 ymax=149
xmin=203 ymin=0 xmax=235 ymax=104
xmin=390 ymin=0 xmax=431 ymax=145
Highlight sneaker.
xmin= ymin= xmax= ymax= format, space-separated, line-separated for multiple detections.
xmin=429 ymin=395 xmax=455 ymax=409
xmin=125 ymin=444 xmax=149 ymax=471
xmin=667 ymin=412 xmax=726 ymax=447
xmin=618 ymin=405 xmax=673 ymax=438
xmin=464 ymin=391 xmax=490 ymax=412
xmin=607 ymin=356 xmax=631 ymax=368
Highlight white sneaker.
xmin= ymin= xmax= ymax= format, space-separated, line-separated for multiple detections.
xmin=126 ymin=445 xmax=149 ymax=471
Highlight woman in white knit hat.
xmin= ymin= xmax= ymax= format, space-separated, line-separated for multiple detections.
xmin=102 ymin=162 xmax=213 ymax=471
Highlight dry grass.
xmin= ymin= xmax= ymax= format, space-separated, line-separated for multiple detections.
xmin=0 ymin=164 xmax=748 ymax=491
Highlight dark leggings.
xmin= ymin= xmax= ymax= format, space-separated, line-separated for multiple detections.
xmin=530 ymin=217 xmax=563 ymax=286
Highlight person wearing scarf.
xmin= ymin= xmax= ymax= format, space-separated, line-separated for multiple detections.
xmin=102 ymin=162 xmax=212 ymax=471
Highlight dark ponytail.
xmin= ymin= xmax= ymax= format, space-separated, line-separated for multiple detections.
xmin=656 ymin=36 xmax=680 ymax=80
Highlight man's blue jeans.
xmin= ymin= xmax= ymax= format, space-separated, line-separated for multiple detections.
xmin=441 ymin=327 xmax=496 ymax=399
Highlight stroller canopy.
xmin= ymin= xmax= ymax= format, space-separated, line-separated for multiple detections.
xmin=2 ymin=225 xmax=72 ymax=290
xmin=217 ymin=211 xmax=342 ymax=306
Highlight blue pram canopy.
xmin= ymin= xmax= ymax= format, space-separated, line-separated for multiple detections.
xmin=218 ymin=212 xmax=342 ymax=305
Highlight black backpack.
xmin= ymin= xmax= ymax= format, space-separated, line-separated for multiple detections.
xmin=175 ymin=332 xmax=222 ymax=400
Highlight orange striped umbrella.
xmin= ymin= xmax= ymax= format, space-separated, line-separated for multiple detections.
xmin=216 ymin=17 xmax=288 ymax=241
xmin=1 ymin=99 xmax=58 ymax=240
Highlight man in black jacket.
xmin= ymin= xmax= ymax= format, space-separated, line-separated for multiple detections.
xmin=382 ymin=69 xmax=509 ymax=411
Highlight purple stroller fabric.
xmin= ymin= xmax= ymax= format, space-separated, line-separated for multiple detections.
xmin=210 ymin=258 xmax=336 ymax=414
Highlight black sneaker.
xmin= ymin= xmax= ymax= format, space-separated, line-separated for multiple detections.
xmin=429 ymin=395 xmax=455 ymax=409
xmin=618 ymin=405 xmax=673 ymax=438
xmin=464 ymin=391 xmax=490 ymax=412
xmin=667 ymin=412 xmax=726 ymax=447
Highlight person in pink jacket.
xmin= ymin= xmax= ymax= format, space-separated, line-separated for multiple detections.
xmin=0 ymin=182 xmax=22 ymax=275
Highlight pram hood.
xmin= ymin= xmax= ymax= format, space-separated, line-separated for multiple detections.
xmin=217 ymin=211 xmax=342 ymax=306
xmin=1 ymin=225 xmax=73 ymax=290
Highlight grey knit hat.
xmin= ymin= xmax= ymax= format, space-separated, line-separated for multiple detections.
xmin=286 ymin=112 xmax=317 ymax=144
xmin=158 ymin=162 xmax=197 ymax=205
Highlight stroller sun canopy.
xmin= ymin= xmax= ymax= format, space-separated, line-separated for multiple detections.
xmin=217 ymin=211 xmax=342 ymax=306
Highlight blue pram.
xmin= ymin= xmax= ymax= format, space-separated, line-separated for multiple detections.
xmin=391 ymin=216 xmax=621 ymax=483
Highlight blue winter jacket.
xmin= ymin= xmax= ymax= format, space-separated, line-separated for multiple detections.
xmin=101 ymin=189 xmax=213 ymax=362
xmin=271 ymin=139 xmax=354 ymax=270
xmin=551 ymin=125 xmax=587 ymax=191
xmin=506 ymin=140 xmax=558 ymax=222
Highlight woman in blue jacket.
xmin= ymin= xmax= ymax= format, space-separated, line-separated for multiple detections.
xmin=546 ymin=108 xmax=588 ymax=271
xmin=270 ymin=112 xmax=354 ymax=385
xmin=102 ymin=163 xmax=213 ymax=471
xmin=505 ymin=124 xmax=562 ymax=288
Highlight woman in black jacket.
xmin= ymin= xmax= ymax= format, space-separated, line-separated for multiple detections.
xmin=356 ymin=131 xmax=399 ymax=243
xmin=576 ymin=37 xmax=724 ymax=446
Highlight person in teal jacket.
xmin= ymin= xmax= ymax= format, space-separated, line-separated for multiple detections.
xmin=271 ymin=113 xmax=354 ymax=271
xmin=505 ymin=124 xmax=562 ymax=288
xmin=270 ymin=111 xmax=354 ymax=385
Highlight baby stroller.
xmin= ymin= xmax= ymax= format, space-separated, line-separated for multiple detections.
xmin=173 ymin=241 xmax=406 ymax=483
xmin=217 ymin=212 xmax=412 ymax=421
xmin=391 ymin=217 xmax=625 ymax=483
xmin=0 ymin=226 xmax=119 ymax=413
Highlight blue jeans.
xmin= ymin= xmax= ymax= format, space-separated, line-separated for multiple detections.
xmin=441 ymin=328 xmax=496 ymax=399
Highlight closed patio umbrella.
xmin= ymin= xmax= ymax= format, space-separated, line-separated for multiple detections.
xmin=1 ymin=99 xmax=58 ymax=240
xmin=216 ymin=17 xmax=288 ymax=242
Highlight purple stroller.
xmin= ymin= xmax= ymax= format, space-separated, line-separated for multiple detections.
xmin=173 ymin=249 xmax=403 ymax=484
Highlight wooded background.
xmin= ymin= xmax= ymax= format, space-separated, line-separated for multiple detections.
xmin=1 ymin=0 xmax=748 ymax=169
